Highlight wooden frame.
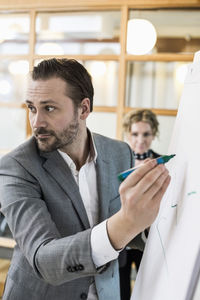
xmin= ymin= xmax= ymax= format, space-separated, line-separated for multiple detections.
xmin=1 ymin=0 xmax=200 ymax=9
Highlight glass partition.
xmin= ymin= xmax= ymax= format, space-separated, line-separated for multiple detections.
xmin=0 ymin=13 xmax=29 ymax=55
xmin=0 ymin=59 xmax=29 ymax=103
xmin=151 ymin=115 xmax=176 ymax=154
xmin=0 ymin=107 xmax=26 ymax=151
xmin=35 ymin=11 xmax=121 ymax=55
xmin=125 ymin=61 xmax=190 ymax=109
xmin=87 ymin=112 xmax=117 ymax=139
xmin=84 ymin=60 xmax=118 ymax=106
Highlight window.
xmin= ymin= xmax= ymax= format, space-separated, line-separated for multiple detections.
xmin=35 ymin=11 xmax=121 ymax=55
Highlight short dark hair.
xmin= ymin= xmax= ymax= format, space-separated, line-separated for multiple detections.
xmin=31 ymin=58 xmax=94 ymax=111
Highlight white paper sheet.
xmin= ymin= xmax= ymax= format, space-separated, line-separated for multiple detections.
xmin=131 ymin=52 xmax=200 ymax=300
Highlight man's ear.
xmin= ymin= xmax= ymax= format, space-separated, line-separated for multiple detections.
xmin=80 ymin=98 xmax=90 ymax=120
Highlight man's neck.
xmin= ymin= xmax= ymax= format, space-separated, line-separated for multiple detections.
xmin=59 ymin=128 xmax=90 ymax=171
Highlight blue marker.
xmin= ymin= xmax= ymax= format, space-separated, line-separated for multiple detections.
xmin=118 ymin=154 xmax=176 ymax=182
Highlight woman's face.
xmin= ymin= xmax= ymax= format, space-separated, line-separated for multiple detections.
xmin=127 ymin=121 xmax=155 ymax=154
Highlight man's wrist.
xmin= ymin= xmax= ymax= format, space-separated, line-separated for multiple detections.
xmin=107 ymin=210 xmax=139 ymax=250
xmin=91 ymin=219 xmax=119 ymax=268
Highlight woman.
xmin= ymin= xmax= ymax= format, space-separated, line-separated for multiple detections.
xmin=123 ymin=108 xmax=160 ymax=165
xmin=119 ymin=109 xmax=160 ymax=300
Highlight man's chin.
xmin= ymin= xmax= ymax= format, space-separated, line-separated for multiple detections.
xmin=36 ymin=139 xmax=56 ymax=152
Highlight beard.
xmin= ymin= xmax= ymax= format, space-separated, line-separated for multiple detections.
xmin=34 ymin=115 xmax=79 ymax=153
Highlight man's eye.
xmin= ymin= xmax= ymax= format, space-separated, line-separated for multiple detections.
xmin=46 ymin=106 xmax=55 ymax=112
xmin=27 ymin=105 xmax=36 ymax=113
xmin=131 ymin=133 xmax=138 ymax=137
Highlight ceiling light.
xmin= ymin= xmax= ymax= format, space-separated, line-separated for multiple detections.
xmin=127 ymin=19 xmax=157 ymax=55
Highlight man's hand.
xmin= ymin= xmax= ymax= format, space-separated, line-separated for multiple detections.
xmin=107 ymin=159 xmax=170 ymax=250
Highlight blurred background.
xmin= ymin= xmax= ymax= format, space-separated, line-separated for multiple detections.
xmin=0 ymin=3 xmax=200 ymax=157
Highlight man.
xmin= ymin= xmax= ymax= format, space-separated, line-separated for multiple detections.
xmin=0 ymin=58 xmax=170 ymax=300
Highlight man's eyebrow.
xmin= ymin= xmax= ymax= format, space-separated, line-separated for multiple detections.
xmin=25 ymin=100 xmax=57 ymax=105
xmin=25 ymin=100 xmax=32 ymax=104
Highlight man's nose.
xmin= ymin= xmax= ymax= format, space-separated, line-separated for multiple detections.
xmin=32 ymin=112 xmax=47 ymax=129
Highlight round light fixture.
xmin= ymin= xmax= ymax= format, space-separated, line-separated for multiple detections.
xmin=127 ymin=19 xmax=157 ymax=55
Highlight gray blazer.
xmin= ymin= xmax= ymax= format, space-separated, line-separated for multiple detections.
xmin=0 ymin=133 xmax=142 ymax=300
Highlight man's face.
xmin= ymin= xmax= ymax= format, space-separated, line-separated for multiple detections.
xmin=26 ymin=77 xmax=80 ymax=152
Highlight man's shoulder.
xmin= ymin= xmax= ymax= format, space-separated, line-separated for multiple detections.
xmin=92 ymin=132 xmax=134 ymax=170
xmin=93 ymin=132 xmax=128 ymax=147
xmin=92 ymin=132 xmax=132 ymax=156
xmin=1 ymin=137 xmax=38 ymax=163
xmin=0 ymin=137 xmax=41 ymax=177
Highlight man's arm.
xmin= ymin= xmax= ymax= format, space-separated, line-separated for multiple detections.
xmin=0 ymin=155 xmax=170 ymax=285
xmin=107 ymin=159 xmax=170 ymax=250
xmin=90 ymin=158 xmax=170 ymax=269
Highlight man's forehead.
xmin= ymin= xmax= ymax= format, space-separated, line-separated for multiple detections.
xmin=26 ymin=78 xmax=67 ymax=96
xmin=28 ymin=77 xmax=66 ymax=88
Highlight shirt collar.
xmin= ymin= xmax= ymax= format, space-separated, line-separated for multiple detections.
xmin=89 ymin=131 xmax=98 ymax=163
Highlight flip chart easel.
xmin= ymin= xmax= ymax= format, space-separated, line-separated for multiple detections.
xmin=131 ymin=50 xmax=200 ymax=300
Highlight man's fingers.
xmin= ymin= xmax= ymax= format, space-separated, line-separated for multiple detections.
xmin=143 ymin=158 xmax=151 ymax=164
xmin=153 ymin=175 xmax=171 ymax=204
xmin=143 ymin=169 xmax=170 ymax=200
xmin=120 ymin=159 xmax=157 ymax=190
xmin=129 ymin=164 xmax=167 ymax=196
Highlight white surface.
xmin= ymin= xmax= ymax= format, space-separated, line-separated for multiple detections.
xmin=193 ymin=50 xmax=200 ymax=63
xmin=131 ymin=51 xmax=200 ymax=300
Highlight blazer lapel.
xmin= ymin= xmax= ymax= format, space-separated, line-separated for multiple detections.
xmin=93 ymin=134 xmax=112 ymax=222
xmin=96 ymin=159 xmax=111 ymax=222
xmin=41 ymin=150 xmax=90 ymax=229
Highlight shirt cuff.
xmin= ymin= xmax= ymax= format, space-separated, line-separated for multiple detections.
xmin=91 ymin=219 xmax=119 ymax=267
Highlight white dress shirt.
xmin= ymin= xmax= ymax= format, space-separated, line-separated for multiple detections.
xmin=58 ymin=133 xmax=119 ymax=300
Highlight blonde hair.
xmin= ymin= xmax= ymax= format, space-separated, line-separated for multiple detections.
xmin=123 ymin=109 xmax=159 ymax=137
